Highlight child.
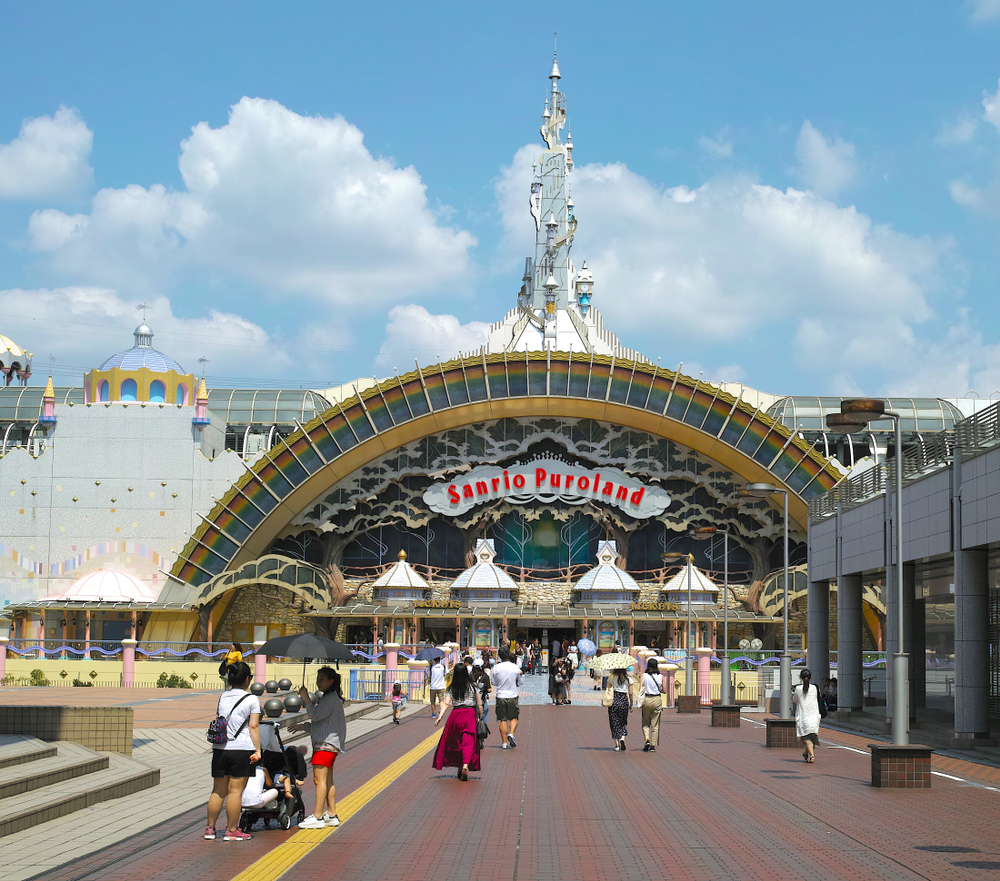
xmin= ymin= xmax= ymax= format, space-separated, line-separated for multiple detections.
xmin=390 ymin=681 xmax=406 ymax=724
xmin=240 ymin=764 xmax=280 ymax=811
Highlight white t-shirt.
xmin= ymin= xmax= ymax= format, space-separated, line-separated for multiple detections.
xmin=642 ymin=673 xmax=664 ymax=696
xmin=612 ymin=675 xmax=631 ymax=693
xmin=241 ymin=766 xmax=271 ymax=807
xmin=490 ymin=661 xmax=524 ymax=698
xmin=429 ymin=662 xmax=446 ymax=690
xmin=215 ymin=688 xmax=261 ymax=751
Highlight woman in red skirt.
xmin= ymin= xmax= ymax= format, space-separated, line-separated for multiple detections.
xmin=431 ymin=662 xmax=483 ymax=781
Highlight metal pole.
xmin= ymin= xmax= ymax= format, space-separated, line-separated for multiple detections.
xmin=890 ymin=412 xmax=909 ymax=745
xmin=721 ymin=531 xmax=731 ymax=706
xmin=685 ymin=556 xmax=694 ymax=696
xmin=779 ymin=490 xmax=792 ymax=720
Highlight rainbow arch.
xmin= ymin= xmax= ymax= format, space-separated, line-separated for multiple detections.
xmin=171 ymin=353 xmax=843 ymax=588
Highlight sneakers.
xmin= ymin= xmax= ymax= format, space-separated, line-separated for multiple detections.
xmin=619 ymin=737 xmax=627 ymax=751
xmin=649 ymin=746 xmax=656 ymax=752
xmin=507 ymin=734 xmax=517 ymax=748
xmin=613 ymin=745 xmax=621 ymax=751
xmin=501 ymin=742 xmax=508 ymax=749
xmin=203 ymin=825 xmax=216 ymax=840
xmin=223 ymin=828 xmax=251 ymax=841
xmin=299 ymin=815 xmax=327 ymax=829
xmin=323 ymin=813 xmax=341 ymax=827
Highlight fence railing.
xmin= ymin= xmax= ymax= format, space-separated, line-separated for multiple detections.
xmin=809 ymin=431 xmax=956 ymax=520
xmin=955 ymin=399 xmax=1000 ymax=452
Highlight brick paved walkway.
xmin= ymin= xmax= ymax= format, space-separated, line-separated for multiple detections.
xmin=22 ymin=701 xmax=1000 ymax=881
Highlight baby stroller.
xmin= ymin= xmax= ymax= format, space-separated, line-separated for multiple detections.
xmin=238 ymin=721 xmax=307 ymax=831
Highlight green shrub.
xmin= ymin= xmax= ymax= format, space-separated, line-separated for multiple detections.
xmin=72 ymin=678 xmax=94 ymax=687
xmin=29 ymin=669 xmax=50 ymax=687
xmin=156 ymin=672 xmax=192 ymax=689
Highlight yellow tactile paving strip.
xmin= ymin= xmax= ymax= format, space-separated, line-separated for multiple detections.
xmin=230 ymin=730 xmax=440 ymax=881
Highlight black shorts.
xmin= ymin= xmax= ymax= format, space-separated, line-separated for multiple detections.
xmin=495 ymin=697 xmax=519 ymax=722
xmin=211 ymin=748 xmax=254 ymax=779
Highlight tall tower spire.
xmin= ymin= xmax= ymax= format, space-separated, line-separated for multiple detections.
xmin=528 ymin=52 xmax=576 ymax=348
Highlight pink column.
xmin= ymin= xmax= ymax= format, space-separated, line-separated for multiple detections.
xmin=254 ymin=640 xmax=266 ymax=684
xmin=384 ymin=642 xmax=400 ymax=697
xmin=122 ymin=638 xmax=136 ymax=687
xmin=696 ymin=647 xmax=714 ymax=706
xmin=0 ymin=636 xmax=7 ymax=681
xmin=663 ymin=663 xmax=678 ymax=708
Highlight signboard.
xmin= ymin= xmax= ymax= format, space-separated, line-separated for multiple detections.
xmin=475 ymin=619 xmax=493 ymax=647
xmin=786 ymin=634 xmax=804 ymax=651
xmin=423 ymin=457 xmax=671 ymax=518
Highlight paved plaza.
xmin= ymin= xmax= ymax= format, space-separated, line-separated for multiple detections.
xmin=2 ymin=685 xmax=998 ymax=881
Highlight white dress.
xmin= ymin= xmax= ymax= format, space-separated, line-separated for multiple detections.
xmin=793 ymin=683 xmax=821 ymax=738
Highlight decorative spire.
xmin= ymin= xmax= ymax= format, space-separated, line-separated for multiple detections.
xmin=40 ymin=375 xmax=56 ymax=425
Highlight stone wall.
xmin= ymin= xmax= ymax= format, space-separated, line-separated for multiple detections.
xmin=216 ymin=585 xmax=317 ymax=642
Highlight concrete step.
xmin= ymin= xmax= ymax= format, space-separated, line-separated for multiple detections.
xmin=0 ymin=735 xmax=58 ymax=770
xmin=0 ymin=743 xmax=159 ymax=838
xmin=0 ymin=741 xmax=108 ymax=800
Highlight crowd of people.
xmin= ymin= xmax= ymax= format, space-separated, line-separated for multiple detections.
xmin=211 ymin=641 xmax=842 ymax=838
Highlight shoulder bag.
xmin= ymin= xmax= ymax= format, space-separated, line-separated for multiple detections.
xmin=207 ymin=692 xmax=251 ymax=744
xmin=601 ymin=681 xmax=615 ymax=707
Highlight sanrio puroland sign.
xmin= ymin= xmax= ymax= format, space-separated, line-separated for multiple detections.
xmin=423 ymin=459 xmax=671 ymax=518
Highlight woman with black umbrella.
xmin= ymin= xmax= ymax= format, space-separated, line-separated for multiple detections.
xmin=291 ymin=667 xmax=347 ymax=828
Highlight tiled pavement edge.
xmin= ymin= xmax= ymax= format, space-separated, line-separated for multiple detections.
xmin=5 ymin=700 xmax=423 ymax=881
xmin=22 ymin=704 xmax=1000 ymax=881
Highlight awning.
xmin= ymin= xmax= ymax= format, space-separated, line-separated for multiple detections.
xmin=306 ymin=603 xmax=780 ymax=623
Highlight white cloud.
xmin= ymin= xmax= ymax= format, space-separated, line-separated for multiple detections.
xmin=936 ymin=115 xmax=979 ymax=145
xmin=0 ymin=287 xmax=284 ymax=379
xmin=968 ymin=0 xmax=1000 ymax=23
xmin=793 ymin=121 xmax=857 ymax=198
xmin=983 ymin=78 xmax=1000 ymax=133
xmin=698 ymin=129 xmax=733 ymax=159
xmin=28 ymin=97 xmax=476 ymax=306
xmin=374 ymin=304 xmax=490 ymax=372
xmin=497 ymin=144 xmax=956 ymax=394
xmin=0 ymin=107 xmax=93 ymax=200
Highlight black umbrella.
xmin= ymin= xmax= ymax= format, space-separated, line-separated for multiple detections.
xmin=413 ymin=646 xmax=445 ymax=661
xmin=256 ymin=633 xmax=355 ymax=686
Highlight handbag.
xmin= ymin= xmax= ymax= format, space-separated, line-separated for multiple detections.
xmin=601 ymin=683 xmax=615 ymax=707
xmin=817 ymin=689 xmax=828 ymax=719
xmin=476 ymin=714 xmax=490 ymax=742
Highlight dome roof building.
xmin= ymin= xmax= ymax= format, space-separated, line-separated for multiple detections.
xmin=0 ymin=332 xmax=32 ymax=386
xmin=576 ymin=541 xmax=641 ymax=603
xmin=41 ymin=568 xmax=160 ymax=603
xmin=661 ymin=565 xmax=720 ymax=608
xmin=372 ymin=550 xmax=430 ymax=602
xmin=451 ymin=540 xmax=519 ymax=602
xmin=98 ymin=324 xmax=185 ymax=373
xmin=84 ymin=320 xmax=195 ymax=406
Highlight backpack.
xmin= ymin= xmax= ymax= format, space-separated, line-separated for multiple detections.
xmin=207 ymin=693 xmax=251 ymax=744
xmin=817 ymin=688 xmax=829 ymax=719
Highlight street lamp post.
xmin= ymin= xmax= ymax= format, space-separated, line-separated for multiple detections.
xmin=827 ymin=399 xmax=908 ymax=746
xmin=661 ymin=551 xmax=695 ymax=696
xmin=741 ymin=483 xmax=791 ymax=720
xmin=690 ymin=526 xmax=732 ymax=705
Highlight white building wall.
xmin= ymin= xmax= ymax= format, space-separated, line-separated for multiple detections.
xmin=0 ymin=402 xmax=244 ymax=606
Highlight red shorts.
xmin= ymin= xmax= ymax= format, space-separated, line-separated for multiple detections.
xmin=311 ymin=749 xmax=337 ymax=768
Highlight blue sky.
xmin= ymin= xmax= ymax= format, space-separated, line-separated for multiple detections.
xmin=3 ymin=2 xmax=1000 ymax=397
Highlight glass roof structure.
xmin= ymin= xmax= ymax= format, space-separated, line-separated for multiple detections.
xmin=767 ymin=396 xmax=963 ymax=433
xmin=0 ymin=386 xmax=84 ymax=422
xmin=205 ymin=389 xmax=332 ymax=426
xmin=0 ymin=386 xmax=332 ymax=426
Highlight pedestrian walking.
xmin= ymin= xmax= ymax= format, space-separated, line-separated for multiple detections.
xmin=292 ymin=667 xmax=347 ymax=827
xmin=204 ymin=661 xmax=261 ymax=841
xmin=428 ymin=656 xmax=447 ymax=718
xmin=490 ymin=646 xmax=524 ymax=748
xmin=640 ymin=658 xmax=666 ymax=752
xmin=793 ymin=668 xmax=822 ymax=763
xmin=472 ymin=658 xmax=491 ymax=722
xmin=607 ymin=667 xmax=634 ymax=751
xmin=432 ymin=663 xmax=483 ymax=781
